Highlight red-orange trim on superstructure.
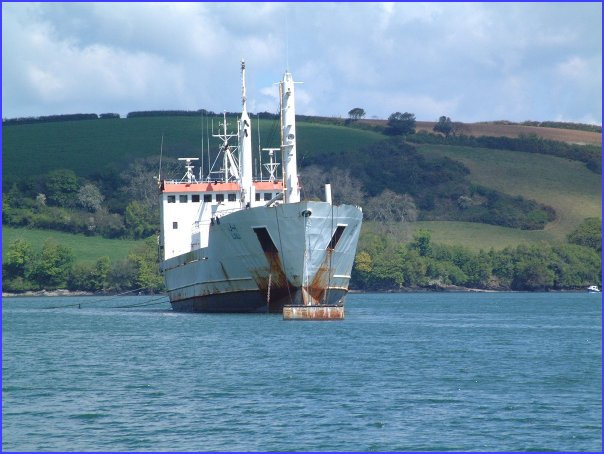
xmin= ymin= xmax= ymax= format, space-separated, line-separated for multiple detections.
xmin=253 ymin=181 xmax=284 ymax=190
xmin=161 ymin=181 xmax=283 ymax=193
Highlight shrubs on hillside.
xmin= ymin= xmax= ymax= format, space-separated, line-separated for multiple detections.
xmin=567 ymin=217 xmax=602 ymax=251
xmin=2 ymin=237 xmax=163 ymax=294
xmin=2 ymin=113 xmax=102 ymax=125
xmin=303 ymin=138 xmax=556 ymax=230
xmin=352 ymin=230 xmax=602 ymax=291
xmin=520 ymin=121 xmax=601 ymax=133
xmin=2 ymin=161 xmax=165 ymax=240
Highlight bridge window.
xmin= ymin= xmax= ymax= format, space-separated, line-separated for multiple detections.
xmin=192 ymin=194 xmax=200 ymax=203
xmin=264 ymin=192 xmax=272 ymax=201
xmin=173 ymin=222 xmax=178 ymax=229
xmin=228 ymin=193 xmax=236 ymax=202
xmin=255 ymin=193 xmax=261 ymax=201
xmin=167 ymin=195 xmax=176 ymax=203
xmin=204 ymin=194 xmax=212 ymax=202
xmin=216 ymin=194 xmax=225 ymax=202
xmin=179 ymin=195 xmax=188 ymax=203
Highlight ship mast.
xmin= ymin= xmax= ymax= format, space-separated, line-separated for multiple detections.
xmin=210 ymin=113 xmax=239 ymax=182
xmin=238 ymin=60 xmax=253 ymax=204
xmin=280 ymin=70 xmax=300 ymax=204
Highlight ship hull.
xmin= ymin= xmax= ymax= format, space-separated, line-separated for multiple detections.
xmin=161 ymin=201 xmax=362 ymax=313
xmin=169 ymin=288 xmax=348 ymax=313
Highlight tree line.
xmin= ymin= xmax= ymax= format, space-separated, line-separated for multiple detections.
xmin=3 ymin=218 xmax=599 ymax=294
xmin=339 ymin=109 xmax=601 ymax=174
xmin=352 ymin=221 xmax=601 ymax=291
xmin=2 ymin=113 xmax=120 ymax=126
xmin=511 ymin=120 xmax=601 ymax=134
xmin=3 ymin=236 xmax=163 ymax=294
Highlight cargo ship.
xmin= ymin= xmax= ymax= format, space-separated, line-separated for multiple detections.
xmin=159 ymin=61 xmax=363 ymax=315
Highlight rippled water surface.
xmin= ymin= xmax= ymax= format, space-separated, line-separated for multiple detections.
xmin=2 ymin=292 xmax=602 ymax=451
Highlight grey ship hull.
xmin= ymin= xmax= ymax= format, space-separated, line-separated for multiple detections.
xmin=161 ymin=201 xmax=362 ymax=313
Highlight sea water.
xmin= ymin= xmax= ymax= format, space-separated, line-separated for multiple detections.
xmin=2 ymin=292 xmax=601 ymax=451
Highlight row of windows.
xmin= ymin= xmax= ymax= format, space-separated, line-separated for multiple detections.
xmin=256 ymin=193 xmax=276 ymax=201
xmin=167 ymin=193 xmax=238 ymax=203
xmin=167 ymin=192 xmax=277 ymax=203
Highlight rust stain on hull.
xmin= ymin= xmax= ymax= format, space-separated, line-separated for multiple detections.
xmin=250 ymin=250 xmax=297 ymax=313
xmin=302 ymin=248 xmax=333 ymax=305
xmin=288 ymin=250 xmax=346 ymax=320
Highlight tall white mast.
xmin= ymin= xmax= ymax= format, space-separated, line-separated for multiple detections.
xmin=280 ymin=70 xmax=300 ymax=203
xmin=238 ymin=60 xmax=253 ymax=204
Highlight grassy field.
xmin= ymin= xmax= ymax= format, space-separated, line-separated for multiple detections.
xmin=362 ymin=220 xmax=561 ymax=252
xmin=407 ymin=221 xmax=557 ymax=251
xmin=417 ymin=144 xmax=601 ymax=244
xmin=8 ymin=115 xmax=598 ymax=180
xmin=2 ymin=117 xmax=385 ymax=178
xmin=3 ymin=115 xmax=600 ymax=258
xmin=2 ymin=227 xmax=143 ymax=264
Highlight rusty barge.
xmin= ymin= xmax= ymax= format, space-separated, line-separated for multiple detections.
xmin=159 ymin=62 xmax=363 ymax=315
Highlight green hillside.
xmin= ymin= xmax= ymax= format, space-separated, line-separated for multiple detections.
xmin=2 ymin=115 xmax=600 ymax=259
xmin=2 ymin=117 xmax=385 ymax=179
xmin=416 ymin=144 xmax=601 ymax=244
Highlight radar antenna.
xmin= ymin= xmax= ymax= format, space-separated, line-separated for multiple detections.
xmin=262 ymin=148 xmax=281 ymax=182
xmin=178 ymin=158 xmax=199 ymax=183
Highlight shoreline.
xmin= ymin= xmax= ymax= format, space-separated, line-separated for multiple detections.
xmin=2 ymin=289 xmax=98 ymax=298
xmin=3 ymin=287 xmax=591 ymax=298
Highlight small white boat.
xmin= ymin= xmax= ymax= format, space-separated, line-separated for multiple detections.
xmin=587 ymin=285 xmax=601 ymax=293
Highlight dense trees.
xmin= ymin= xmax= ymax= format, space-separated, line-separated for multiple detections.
xmin=385 ymin=112 xmax=416 ymax=137
xmin=2 ymin=113 xmax=101 ymax=125
xmin=68 ymin=257 xmax=111 ymax=292
xmin=348 ymin=108 xmax=366 ymax=121
xmin=45 ymin=169 xmax=79 ymax=207
xmin=4 ymin=239 xmax=74 ymax=291
xmin=77 ymin=184 xmax=104 ymax=212
xmin=127 ymin=237 xmax=164 ymax=292
xmin=4 ymin=238 xmax=34 ymax=288
xmin=567 ymin=218 xmax=601 ymax=251
xmin=125 ymin=201 xmax=158 ymax=239
xmin=433 ymin=116 xmax=454 ymax=137
xmin=364 ymin=190 xmax=418 ymax=223
xmin=3 ymin=236 xmax=163 ymax=293
xmin=352 ymin=229 xmax=601 ymax=291
xmin=299 ymin=166 xmax=365 ymax=207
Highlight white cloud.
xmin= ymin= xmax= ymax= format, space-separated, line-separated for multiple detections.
xmin=555 ymin=55 xmax=602 ymax=85
xmin=2 ymin=2 xmax=601 ymax=124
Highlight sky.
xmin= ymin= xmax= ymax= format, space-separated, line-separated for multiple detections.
xmin=2 ymin=2 xmax=602 ymax=124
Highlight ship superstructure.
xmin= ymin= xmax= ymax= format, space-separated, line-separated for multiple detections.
xmin=159 ymin=62 xmax=362 ymax=315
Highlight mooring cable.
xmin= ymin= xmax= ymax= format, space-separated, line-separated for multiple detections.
xmin=106 ymin=295 xmax=170 ymax=309
xmin=42 ymin=286 xmax=155 ymax=310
